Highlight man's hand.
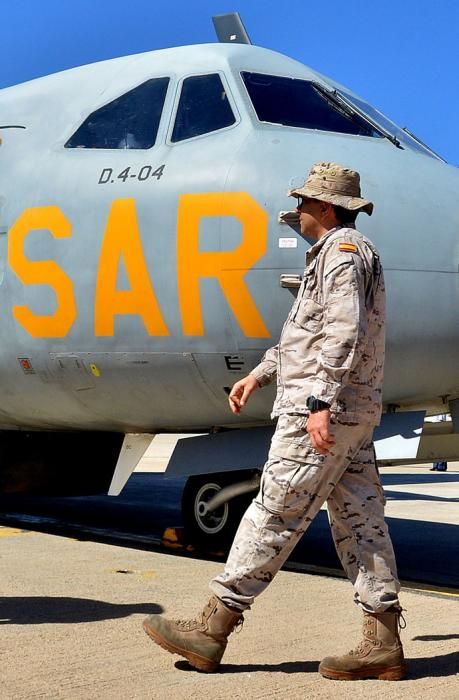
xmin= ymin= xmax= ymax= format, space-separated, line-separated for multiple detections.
xmin=228 ymin=375 xmax=259 ymax=414
xmin=306 ymin=409 xmax=335 ymax=454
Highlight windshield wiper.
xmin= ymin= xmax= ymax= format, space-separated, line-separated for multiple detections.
xmin=311 ymin=84 xmax=367 ymax=130
xmin=314 ymin=84 xmax=402 ymax=148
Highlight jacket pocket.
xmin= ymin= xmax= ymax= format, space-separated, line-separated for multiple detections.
xmin=294 ymin=297 xmax=323 ymax=332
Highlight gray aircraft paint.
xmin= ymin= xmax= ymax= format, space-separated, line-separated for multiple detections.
xmin=0 ymin=43 xmax=458 ymax=434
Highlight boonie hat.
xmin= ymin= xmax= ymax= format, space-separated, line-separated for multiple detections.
xmin=289 ymin=161 xmax=374 ymax=215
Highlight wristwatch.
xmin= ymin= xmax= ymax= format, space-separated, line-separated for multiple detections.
xmin=306 ymin=396 xmax=331 ymax=412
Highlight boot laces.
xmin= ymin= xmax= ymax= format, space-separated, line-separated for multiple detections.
xmin=348 ymin=606 xmax=406 ymax=655
xmin=349 ymin=615 xmax=376 ymax=656
xmin=349 ymin=637 xmax=375 ymax=656
xmin=397 ymin=607 xmax=407 ymax=631
xmin=175 ymin=599 xmax=215 ymax=630
xmin=174 ymin=616 xmax=201 ymax=631
xmin=390 ymin=604 xmax=407 ymax=632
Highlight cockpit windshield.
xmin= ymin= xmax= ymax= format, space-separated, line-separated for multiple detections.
xmin=241 ymin=72 xmax=445 ymax=161
xmin=241 ymin=72 xmax=381 ymax=139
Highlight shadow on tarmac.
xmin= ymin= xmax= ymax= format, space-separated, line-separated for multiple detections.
xmin=384 ymin=490 xmax=459 ymax=503
xmin=175 ymin=659 xmax=320 ymax=674
xmin=175 ymin=652 xmax=459 ymax=679
xmin=414 ymin=634 xmax=459 ymax=641
xmin=405 ymin=651 xmax=459 ymax=679
xmin=0 ymin=596 xmax=162 ymax=624
xmin=381 ymin=473 xmax=459 ymax=486
xmin=381 ymin=470 xmax=459 ymax=502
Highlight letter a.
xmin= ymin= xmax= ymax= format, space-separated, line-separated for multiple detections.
xmin=95 ymin=198 xmax=169 ymax=336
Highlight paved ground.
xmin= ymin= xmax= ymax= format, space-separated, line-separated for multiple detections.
xmin=0 ymin=525 xmax=457 ymax=700
xmin=1 ymin=437 xmax=457 ymax=698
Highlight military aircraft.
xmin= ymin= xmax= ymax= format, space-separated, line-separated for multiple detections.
xmin=0 ymin=13 xmax=458 ymax=544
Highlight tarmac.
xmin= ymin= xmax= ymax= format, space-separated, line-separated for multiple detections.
xmin=0 ymin=442 xmax=457 ymax=699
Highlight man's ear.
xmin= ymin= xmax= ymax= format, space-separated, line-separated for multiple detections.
xmin=324 ymin=202 xmax=340 ymax=226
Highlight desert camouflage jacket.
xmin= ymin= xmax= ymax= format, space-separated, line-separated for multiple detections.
xmin=251 ymin=225 xmax=385 ymax=425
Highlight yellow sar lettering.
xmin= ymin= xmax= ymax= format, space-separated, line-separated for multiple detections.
xmin=8 ymin=206 xmax=77 ymax=338
xmin=8 ymin=194 xmax=269 ymax=338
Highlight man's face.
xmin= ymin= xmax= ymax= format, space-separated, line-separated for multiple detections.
xmin=296 ymin=196 xmax=328 ymax=240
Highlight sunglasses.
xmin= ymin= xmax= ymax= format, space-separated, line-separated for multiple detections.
xmin=296 ymin=196 xmax=310 ymax=209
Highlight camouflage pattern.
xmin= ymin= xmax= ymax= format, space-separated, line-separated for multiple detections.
xmin=250 ymin=224 xmax=385 ymax=425
xmin=210 ymin=413 xmax=400 ymax=613
xmin=211 ymin=216 xmax=399 ymax=615
xmin=289 ymin=161 xmax=374 ymax=215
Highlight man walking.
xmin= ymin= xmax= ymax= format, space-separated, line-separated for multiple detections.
xmin=143 ymin=162 xmax=405 ymax=681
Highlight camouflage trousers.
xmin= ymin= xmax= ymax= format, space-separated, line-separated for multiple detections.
xmin=210 ymin=413 xmax=400 ymax=613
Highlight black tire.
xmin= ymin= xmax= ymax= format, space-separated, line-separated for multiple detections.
xmin=181 ymin=473 xmax=253 ymax=549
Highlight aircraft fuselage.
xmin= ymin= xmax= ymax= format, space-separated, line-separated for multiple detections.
xmin=0 ymin=44 xmax=458 ymax=432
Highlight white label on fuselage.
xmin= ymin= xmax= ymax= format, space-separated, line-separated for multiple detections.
xmin=278 ymin=237 xmax=298 ymax=248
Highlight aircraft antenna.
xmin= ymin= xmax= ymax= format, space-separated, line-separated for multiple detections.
xmin=212 ymin=13 xmax=252 ymax=44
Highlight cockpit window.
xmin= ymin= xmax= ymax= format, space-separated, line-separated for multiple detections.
xmin=241 ymin=72 xmax=381 ymax=138
xmin=65 ymin=78 xmax=170 ymax=149
xmin=171 ymin=74 xmax=236 ymax=142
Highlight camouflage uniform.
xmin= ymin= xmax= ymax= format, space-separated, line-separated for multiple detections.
xmin=210 ymin=224 xmax=400 ymax=614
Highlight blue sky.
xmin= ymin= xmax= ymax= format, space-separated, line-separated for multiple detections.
xmin=2 ymin=0 xmax=458 ymax=165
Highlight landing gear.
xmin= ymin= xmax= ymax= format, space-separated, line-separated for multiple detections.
xmin=181 ymin=472 xmax=258 ymax=548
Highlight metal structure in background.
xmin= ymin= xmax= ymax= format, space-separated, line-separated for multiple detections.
xmin=212 ymin=13 xmax=252 ymax=45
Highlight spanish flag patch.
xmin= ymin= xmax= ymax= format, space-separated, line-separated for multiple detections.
xmin=339 ymin=242 xmax=358 ymax=253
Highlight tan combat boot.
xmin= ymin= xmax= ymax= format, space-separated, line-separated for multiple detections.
xmin=143 ymin=595 xmax=243 ymax=672
xmin=319 ymin=606 xmax=406 ymax=681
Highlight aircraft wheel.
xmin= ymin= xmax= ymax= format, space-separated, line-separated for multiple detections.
xmin=181 ymin=474 xmax=252 ymax=549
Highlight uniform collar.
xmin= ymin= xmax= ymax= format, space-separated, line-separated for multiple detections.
xmin=306 ymin=223 xmax=356 ymax=262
